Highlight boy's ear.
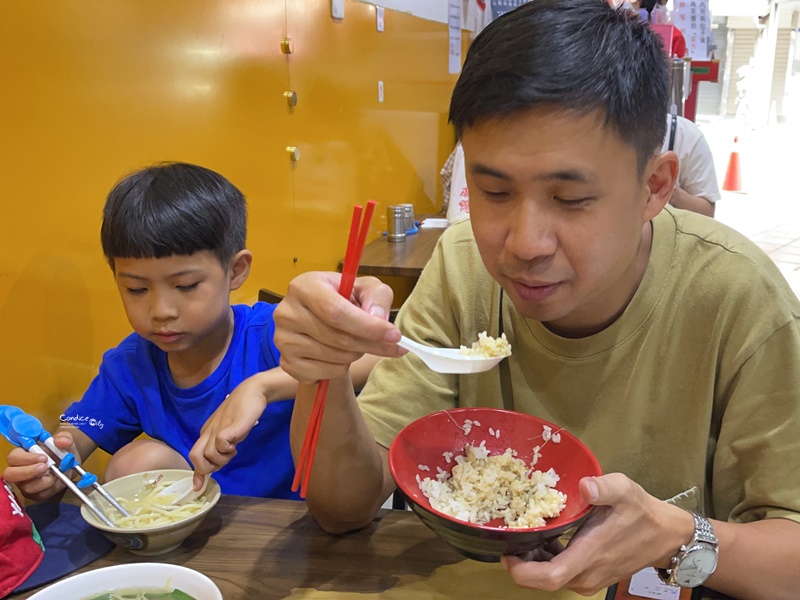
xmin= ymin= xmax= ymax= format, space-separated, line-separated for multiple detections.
xmin=228 ymin=249 xmax=253 ymax=291
xmin=641 ymin=151 xmax=678 ymax=222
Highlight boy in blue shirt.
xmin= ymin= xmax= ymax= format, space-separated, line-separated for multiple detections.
xmin=4 ymin=162 xmax=376 ymax=500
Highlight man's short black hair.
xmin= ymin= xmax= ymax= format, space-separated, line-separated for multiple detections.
xmin=101 ymin=162 xmax=247 ymax=268
xmin=449 ymin=0 xmax=670 ymax=173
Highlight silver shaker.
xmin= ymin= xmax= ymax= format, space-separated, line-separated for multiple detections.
xmin=387 ymin=205 xmax=406 ymax=242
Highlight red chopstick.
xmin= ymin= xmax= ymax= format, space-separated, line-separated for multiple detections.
xmin=291 ymin=206 xmax=362 ymax=495
xmin=293 ymin=200 xmax=376 ymax=498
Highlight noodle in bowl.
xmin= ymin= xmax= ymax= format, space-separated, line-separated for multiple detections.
xmin=80 ymin=469 xmax=221 ymax=556
xmin=108 ymin=478 xmax=208 ymax=529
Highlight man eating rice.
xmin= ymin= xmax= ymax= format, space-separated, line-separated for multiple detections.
xmin=274 ymin=0 xmax=800 ymax=597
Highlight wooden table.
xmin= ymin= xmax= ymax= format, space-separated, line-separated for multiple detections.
xmin=12 ymin=496 xmax=609 ymax=600
xmin=338 ymin=227 xmax=445 ymax=279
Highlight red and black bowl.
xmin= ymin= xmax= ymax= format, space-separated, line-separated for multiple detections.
xmin=388 ymin=407 xmax=602 ymax=562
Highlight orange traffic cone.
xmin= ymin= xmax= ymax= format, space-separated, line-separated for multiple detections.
xmin=722 ymin=136 xmax=742 ymax=192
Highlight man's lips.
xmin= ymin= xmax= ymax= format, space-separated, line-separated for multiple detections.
xmin=511 ymin=279 xmax=562 ymax=302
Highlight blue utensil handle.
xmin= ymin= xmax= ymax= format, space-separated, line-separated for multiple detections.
xmin=1 ymin=405 xmax=47 ymax=448
xmin=0 ymin=405 xmax=26 ymax=445
xmin=0 ymin=405 xmax=82 ymax=474
xmin=6 ymin=414 xmax=42 ymax=451
xmin=34 ymin=428 xmax=77 ymax=475
xmin=0 ymin=405 xmax=119 ymax=525
xmin=40 ymin=436 xmax=78 ymax=472
xmin=77 ymin=473 xmax=98 ymax=489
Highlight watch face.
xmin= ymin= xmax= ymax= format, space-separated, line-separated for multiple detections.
xmin=676 ymin=546 xmax=719 ymax=587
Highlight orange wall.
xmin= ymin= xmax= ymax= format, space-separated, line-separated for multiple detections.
xmin=0 ymin=0 xmax=459 ymax=475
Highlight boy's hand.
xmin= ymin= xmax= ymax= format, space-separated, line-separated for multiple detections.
xmin=189 ymin=379 xmax=266 ymax=491
xmin=3 ymin=431 xmax=80 ymax=501
xmin=274 ymin=272 xmax=405 ymax=384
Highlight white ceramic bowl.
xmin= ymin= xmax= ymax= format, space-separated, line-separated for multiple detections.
xmin=27 ymin=562 xmax=222 ymax=600
xmin=80 ymin=469 xmax=221 ymax=556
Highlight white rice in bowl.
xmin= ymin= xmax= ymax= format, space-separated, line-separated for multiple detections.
xmin=459 ymin=332 xmax=512 ymax=358
xmin=417 ymin=443 xmax=566 ymax=528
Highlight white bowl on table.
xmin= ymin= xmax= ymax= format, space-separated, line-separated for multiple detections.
xmin=27 ymin=562 xmax=222 ymax=600
xmin=80 ymin=469 xmax=221 ymax=556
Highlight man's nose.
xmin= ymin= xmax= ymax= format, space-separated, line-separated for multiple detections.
xmin=505 ymin=201 xmax=557 ymax=261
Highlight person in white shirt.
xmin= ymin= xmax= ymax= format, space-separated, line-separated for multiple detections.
xmin=663 ymin=113 xmax=721 ymax=217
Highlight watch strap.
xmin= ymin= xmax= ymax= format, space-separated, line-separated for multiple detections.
xmin=693 ymin=512 xmax=717 ymax=547
xmin=655 ymin=511 xmax=718 ymax=587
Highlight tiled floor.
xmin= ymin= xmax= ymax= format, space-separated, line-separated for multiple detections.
xmin=698 ymin=97 xmax=800 ymax=296
xmin=750 ymin=228 xmax=800 ymax=272
xmin=748 ymin=226 xmax=800 ymax=297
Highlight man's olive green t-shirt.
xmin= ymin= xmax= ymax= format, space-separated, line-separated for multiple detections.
xmin=359 ymin=207 xmax=800 ymax=524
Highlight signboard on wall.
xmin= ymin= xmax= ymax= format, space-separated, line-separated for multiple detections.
xmin=672 ymin=0 xmax=713 ymax=59
xmin=448 ymin=0 xmax=462 ymax=74
xmin=355 ymin=0 xmax=448 ymax=24
xmin=355 ymin=0 xmax=504 ymax=31
xmin=491 ymin=0 xmax=529 ymax=19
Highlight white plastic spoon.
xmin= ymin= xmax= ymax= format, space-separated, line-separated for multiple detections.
xmin=155 ymin=473 xmax=210 ymax=505
xmin=398 ymin=336 xmax=506 ymax=374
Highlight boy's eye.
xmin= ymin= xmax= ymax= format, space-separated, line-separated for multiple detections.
xmin=177 ymin=282 xmax=200 ymax=292
xmin=126 ymin=288 xmax=147 ymax=296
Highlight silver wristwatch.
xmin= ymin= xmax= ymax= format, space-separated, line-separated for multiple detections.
xmin=656 ymin=511 xmax=719 ymax=588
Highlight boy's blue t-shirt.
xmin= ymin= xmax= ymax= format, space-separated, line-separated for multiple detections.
xmin=62 ymin=302 xmax=300 ymax=500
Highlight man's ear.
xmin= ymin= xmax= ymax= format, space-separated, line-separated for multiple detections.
xmin=228 ymin=249 xmax=253 ymax=291
xmin=642 ymin=151 xmax=679 ymax=222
